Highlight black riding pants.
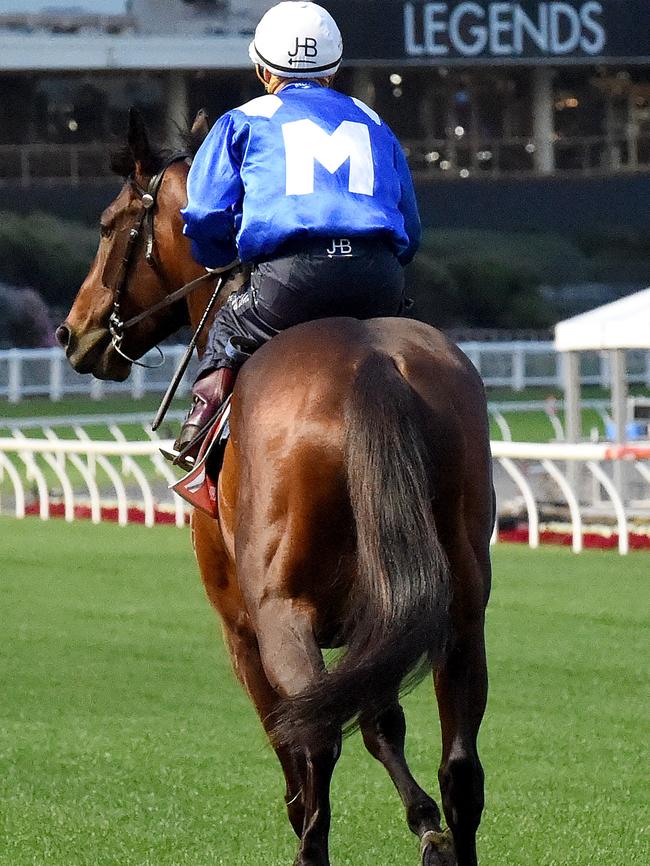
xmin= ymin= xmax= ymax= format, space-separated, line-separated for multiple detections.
xmin=197 ymin=237 xmax=405 ymax=378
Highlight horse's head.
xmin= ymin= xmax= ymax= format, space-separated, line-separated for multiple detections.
xmin=56 ymin=108 xmax=210 ymax=381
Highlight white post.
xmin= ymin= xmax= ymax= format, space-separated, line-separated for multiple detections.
xmin=554 ymin=349 xmax=562 ymax=387
xmin=562 ymin=350 xmax=581 ymax=495
xmin=610 ymin=349 xmax=628 ymax=499
xmin=466 ymin=346 xmax=481 ymax=378
xmin=562 ymin=351 xmax=581 ymax=443
xmin=512 ymin=345 xmax=526 ymax=392
xmin=50 ymin=352 xmax=64 ymax=402
xmin=532 ymin=67 xmax=555 ymax=175
xmin=8 ymin=349 xmax=21 ymax=403
xmin=599 ymin=351 xmax=609 ymax=389
xmin=610 ymin=350 xmax=628 ymax=445
xmin=90 ymin=378 xmax=104 ymax=401
xmin=132 ymin=364 xmax=145 ymax=400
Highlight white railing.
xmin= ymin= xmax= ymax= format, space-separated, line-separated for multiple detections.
xmin=0 ymin=345 xmax=196 ymax=402
xmin=3 ymin=343 xmax=650 ymax=402
xmin=0 ymin=432 xmax=186 ymax=529
xmin=1 ymin=434 xmax=649 ymax=554
xmin=491 ymin=441 xmax=650 ymax=555
xmin=460 ymin=341 xmax=650 ymax=391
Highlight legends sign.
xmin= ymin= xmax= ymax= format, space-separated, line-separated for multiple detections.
xmin=328 ymin=1 xmax=650 ymax=64
xmin=404 ymin=2 xmax=606 ymax=58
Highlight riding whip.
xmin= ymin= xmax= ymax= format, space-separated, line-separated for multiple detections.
xmin=151 ymin=266 xmax=235 ymax=431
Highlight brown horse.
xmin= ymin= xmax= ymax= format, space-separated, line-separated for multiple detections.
xmin=58 ymin=110 xmax=494 ymax=866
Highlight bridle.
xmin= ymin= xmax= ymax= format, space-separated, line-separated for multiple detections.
xmin=107 ymin=155 xmax=219 ymax=368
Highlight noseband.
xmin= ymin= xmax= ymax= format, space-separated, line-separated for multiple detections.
xmin=107 ymin=155 xmax=218 ymax=368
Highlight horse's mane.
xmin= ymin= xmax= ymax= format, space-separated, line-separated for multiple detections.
xmin=110 ymin=120 xmax=206 ymax=178
xmin=179 ymin=123 xmax=209 ymax=160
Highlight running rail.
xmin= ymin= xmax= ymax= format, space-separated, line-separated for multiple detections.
xmin=0 ymin=436 xmax=177 ymax=526
xmin=490 ymin=441 xmax=650 ymax=555
xmin=0 ymin=438 xmax=648 ymax=552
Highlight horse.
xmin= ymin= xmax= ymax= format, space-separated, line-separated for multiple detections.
xmin=57 ymin=109 xmax=494 ymax=866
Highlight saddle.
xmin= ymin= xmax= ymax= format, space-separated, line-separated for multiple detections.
xmin=169 ymin=397 xmax=232 ymax=517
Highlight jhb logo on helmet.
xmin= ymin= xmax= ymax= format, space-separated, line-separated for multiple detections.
xmin=288 ymin=37 xmax=319 ymax=65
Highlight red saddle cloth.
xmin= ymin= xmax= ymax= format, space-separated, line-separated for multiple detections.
xmin=170 ymin=399 xmax=231 ymax=518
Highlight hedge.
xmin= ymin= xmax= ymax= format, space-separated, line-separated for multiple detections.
xmin=0 ymin=282 xmax=54 ymax=348
xmin=0 ymin=211 xmax=647 ymax=333
xmin=0 ymin=211 xmax=97 ymax=309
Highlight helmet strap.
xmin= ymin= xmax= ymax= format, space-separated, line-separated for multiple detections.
xmin=255 ymin=64 xmax=269 ymax=91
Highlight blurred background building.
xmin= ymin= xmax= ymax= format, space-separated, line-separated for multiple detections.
xmin=0 ymin=0 xmax=648 ymax=340
xmin=0 ymin=0 xmax=648 ymax=228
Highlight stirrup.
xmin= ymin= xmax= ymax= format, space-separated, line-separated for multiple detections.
xmin=160 ymin=416 xmax=214 ymax=472
xmin=168 ymin=401 xmax=233 ymax=518
xmin=161 ymin=407 xmax=225 ymax=471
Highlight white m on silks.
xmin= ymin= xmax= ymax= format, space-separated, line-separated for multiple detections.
xmin=282 ymin=119 xmax=375 ymax=196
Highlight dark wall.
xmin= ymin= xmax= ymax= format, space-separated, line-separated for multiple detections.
xmin=1 ymin=173 xmax=648 ymax=232
xmin=1 ymin=182 xmax=119 ymax=226
xmin=416 ymin=173 xmax=649 ymax=232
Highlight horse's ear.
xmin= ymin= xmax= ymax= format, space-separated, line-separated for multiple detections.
xmin=127 ymin=107 xmax=156 ymax=175
xmin=190 ymin=109 xmax=211 ymax=148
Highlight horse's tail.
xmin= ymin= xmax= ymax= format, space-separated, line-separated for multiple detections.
xmin=272 ymin=352 xmax=451 ymax=747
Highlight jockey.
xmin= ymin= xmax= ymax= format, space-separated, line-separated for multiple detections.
xmin=174 ymin=0 xmax=421 ymax=462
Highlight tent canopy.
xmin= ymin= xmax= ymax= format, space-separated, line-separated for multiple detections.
xmin=554 ymin=287 xmax=650 ymax=352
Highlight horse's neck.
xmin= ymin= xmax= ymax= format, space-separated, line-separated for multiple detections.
xmin=171 ymin=168 xmax=248 ymax=351
xmin=185 ymin=282 xmax=217 ymax=358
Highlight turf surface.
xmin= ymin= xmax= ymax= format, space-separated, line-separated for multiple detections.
xmin=0 ymin=394 xmax=169 ymax=420
xmin=1 ymin=519 xmax=648 ymax=866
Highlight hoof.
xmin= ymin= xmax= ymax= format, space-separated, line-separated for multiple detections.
xmin=421 ymin=829 xmax=456 ymax=866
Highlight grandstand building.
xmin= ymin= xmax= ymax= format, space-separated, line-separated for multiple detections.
xmin=0 ymin=0 xmax=648 ymax=229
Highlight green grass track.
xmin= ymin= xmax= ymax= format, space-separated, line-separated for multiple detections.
xmin=1 ymin=519 xmax=648 ymax=866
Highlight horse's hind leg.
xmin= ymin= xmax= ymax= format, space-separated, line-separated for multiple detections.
xmin=252 ymin=598 xmax=341 ymax=866
xmin=360 ymin=701 xmax=444 ymax=844
xmin=221 ymin=622 xmax=307 ymax=838
xmin=191 ymin=513 xmax=307 ymax=837
xmin=434 ymin=606 xmax=488 ymax=866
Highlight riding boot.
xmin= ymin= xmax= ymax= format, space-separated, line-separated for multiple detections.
xmin=172 ymin=335 xmax=259 ymax=465
xmin=173 ymin=366 xmax=235 ymax=461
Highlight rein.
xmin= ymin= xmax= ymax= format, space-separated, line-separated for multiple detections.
xmin=107 ymin=155 xmax=220 ymax=368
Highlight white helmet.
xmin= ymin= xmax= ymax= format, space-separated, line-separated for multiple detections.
xmin=248 ymin=1 xmax=343 ymax=79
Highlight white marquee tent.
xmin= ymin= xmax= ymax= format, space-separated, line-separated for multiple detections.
xmin=555 ymin=287 xmax=650 ymax=353
xmin=554 ymin=287 xmax=650 ymax=448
